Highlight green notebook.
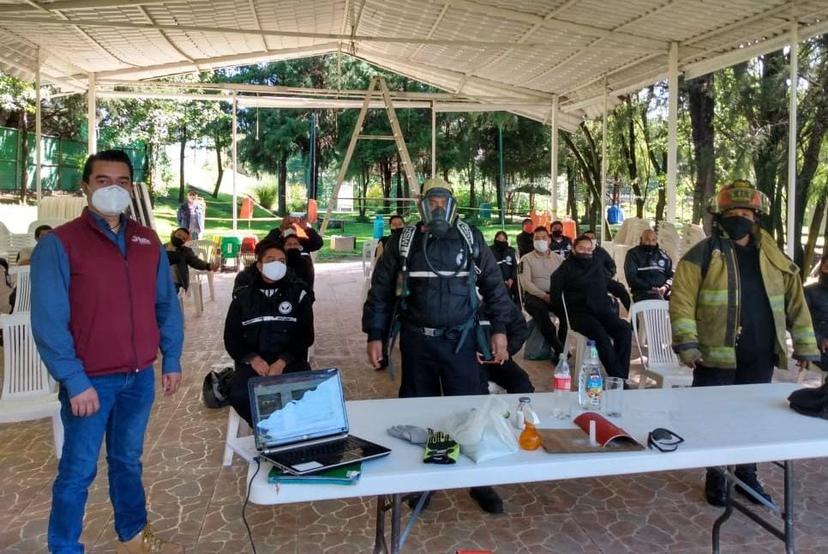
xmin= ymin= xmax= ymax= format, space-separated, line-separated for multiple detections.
xmin=267 ymin=462 xmax=362 ymax=485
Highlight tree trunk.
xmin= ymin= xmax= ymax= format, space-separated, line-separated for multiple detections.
xmin=620 ymin=97 xmax=645 ymax=218
xmin=802 ymin=197 xmax=826 ymax=279
xmin=468 ymin=160 xmax=477 ymax=209
xmin=178 ymin=125 xmax=187 ymax=204
xmin=212 ymin=133 xmax=224 ymax=198
xmin=380 ymin=158 xmax=392 ymax=211
xmin=792 ymin=36 xmax=828 ymax=267
xmin=277 ymin=153 xmax=287 ymax=216
xmin=687 ymin=73 xmax=716 ymax=233
xmin=19 ymin=112 xmax=29 ymax=203
xmin=566 ymin=162 xmax=578 ymax=221
xmin=395 ymin=154 xmax=403 ymax=215
xmin=655 ymin=186 xmax=666 ymax=225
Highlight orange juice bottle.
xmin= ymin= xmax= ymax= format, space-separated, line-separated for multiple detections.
xmin=519 ymin=422 xmax=542 ymax=450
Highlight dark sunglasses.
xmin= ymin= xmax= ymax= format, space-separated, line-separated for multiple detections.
xmin=647 ymin=428 xmax=685 ymax=452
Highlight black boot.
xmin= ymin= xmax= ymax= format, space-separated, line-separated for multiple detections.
xmin=734 ymin=466 xmax=773 ymax=505
xmin=705 ymin=470 xmax=727 ymax=507
xmin=469 ymin=486 xmax=504 ymax=514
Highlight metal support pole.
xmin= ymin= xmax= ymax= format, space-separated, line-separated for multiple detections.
xmin=232 ymin=95 xmax=238 ymax=232
xmin=35 ymin=47 xmax=42 ymax=205
xmin=600 ymin=78 xmax=608 ymax=243
xmin=87 ymin=72 xmax=96 ymax=155
xmin=666 ymin=41 xmax=679 ymax=223
xmin=498 ymin=124 xmax=505 ymax=229
xmin=550 ymin=95 xmax=559 ymax=217
xmin=431 ymin=102 xmax=436 ymax=178
xmin=786 ymin=22 xmax=799 ymax=258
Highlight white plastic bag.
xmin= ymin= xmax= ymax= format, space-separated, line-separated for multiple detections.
xmin=442 ymin=396 xmax=518 ymax=463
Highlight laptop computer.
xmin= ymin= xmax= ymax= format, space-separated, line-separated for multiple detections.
xmin=248 ymin=368 xmax=391 ymax=475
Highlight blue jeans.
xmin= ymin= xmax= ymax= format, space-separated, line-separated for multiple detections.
xmin=48 ymin=368 xmax=155 ymax=553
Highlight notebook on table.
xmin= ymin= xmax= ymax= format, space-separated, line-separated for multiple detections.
xmin=248 ymin=368 xmax=391 ymax=475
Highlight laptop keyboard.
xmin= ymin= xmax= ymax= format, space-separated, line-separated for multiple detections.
xmin=276 ymin=436 xmax=368 ymax=466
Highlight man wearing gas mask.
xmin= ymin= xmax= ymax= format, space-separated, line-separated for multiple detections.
xmin=624 ymin=229 xmax=673 ymax=302
xmin=670 ymin=180 xmax=819 ymax=507
xmin=362 ymin=178 xmax=514 ymax=514
xmin=224 ymin=240 xmax=314 ymax=427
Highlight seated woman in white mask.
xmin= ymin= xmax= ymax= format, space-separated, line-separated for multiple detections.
xmin=223 ymin=240 xmax=315 ymax=426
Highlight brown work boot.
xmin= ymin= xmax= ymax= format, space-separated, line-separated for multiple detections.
xmin=116 ymin=524 xmax=184 ymax=553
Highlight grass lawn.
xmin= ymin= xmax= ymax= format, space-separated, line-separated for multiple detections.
xmin=153 ymin=188 xmax=525 ymax=261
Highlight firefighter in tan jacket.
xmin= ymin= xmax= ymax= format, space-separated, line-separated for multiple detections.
xmin=670 ymin=180 xmax=819 ymax=508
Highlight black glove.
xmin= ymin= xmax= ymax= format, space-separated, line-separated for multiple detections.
xmin=423 ymin=429 xmax=459 ymax=464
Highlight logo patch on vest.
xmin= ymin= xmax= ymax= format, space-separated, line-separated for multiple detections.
xmin=131 ymin=235 xmax=151 ymax=246
xmin=658 ymin=259 xmax=665 ymax=267
xmin=278 ymin=301 xmax=293 ymax=314
xmin=456 ymin=251 xmax=464 ymax=266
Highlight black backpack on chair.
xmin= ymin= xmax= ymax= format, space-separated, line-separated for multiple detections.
xmin=202 ymin=367 xmax=234 ymax=409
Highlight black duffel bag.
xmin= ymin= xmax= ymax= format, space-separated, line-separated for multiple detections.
xmin=788 ymin=381 xmax=828 ymax=420
xmin=202 ymin=367 xmax=234 ymax=409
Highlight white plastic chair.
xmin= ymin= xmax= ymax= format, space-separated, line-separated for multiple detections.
xmin=191 ymin=247 xmax=215 ymax=302
xmin=8 ymin=265 xmax=32 ymax=314
xmin=362 ymin=238 xmax=379 ymax=277
xmin=0 ymin=313 xmax=63 ymax=459
xmin=561 ymin=292 xmax=587 ymax=384
xmin=27 ymin=219 xmax=66 ymax=235
xmin=8 ymin=234 xmax=35 ymax=265
xmin=223 ymin=406 xmax=251 ymax=466
xmin=629 ymin=299 xmax=693 ymax=388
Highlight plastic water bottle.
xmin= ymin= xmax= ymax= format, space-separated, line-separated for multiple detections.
xmin=372 ymin=215 xmax=384 ymax=240
xmin=578 ymin=341 xmax=604 ymax=411
xmin=553 ymin=353 xmax=572 ymax=420
xmin=553 ymin=353 xmax=571 ymax=392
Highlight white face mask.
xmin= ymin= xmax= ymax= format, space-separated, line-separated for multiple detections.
xmin=90 ymin=185 xmax=131 ymax=216
xmin=533 ymin=239 xmax=549 ymax=253
xmin=261 ymin=260 xmax=287 ymax=282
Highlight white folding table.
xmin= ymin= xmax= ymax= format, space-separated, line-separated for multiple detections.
xmin=240 ymin=383 xmax=828 ymax=553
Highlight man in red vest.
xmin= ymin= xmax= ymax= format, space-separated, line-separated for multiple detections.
xmin=31 ymin=150 xmax=184 ymax=553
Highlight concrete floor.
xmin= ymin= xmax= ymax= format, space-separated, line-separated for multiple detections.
xmin=1 ymin=261 xmax=826 ymax=553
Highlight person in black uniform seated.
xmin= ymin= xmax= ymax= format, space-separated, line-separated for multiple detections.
xmin=478 ymin=300 xmax=533 ymax=393
xmin=224 ymin=240 xmax=314 ymax=426
xmin=550 ymin=235 xmax=632 ymax=381
xmin=165 ymin=227 xmax=217 ymax=292
xmin=624 ymin=229 xmax=673 ymax=302
xmin=549 ymin=220 xmax=573 ymax=258
xmin=582 ymin=230 xmax=616 ymax=277
xmin=516 ymin=218 xmax=534 ymax=257
xmin=491 ymin=231 xmax=519 ymax=304
xmin=283 ymin=231 xmax=315 ymax=290
xmin=363 ymin=178 xmax=514 ymax=514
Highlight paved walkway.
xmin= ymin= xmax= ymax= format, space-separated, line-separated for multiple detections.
xmin=1 ymin=261 xmax=826 ymax=553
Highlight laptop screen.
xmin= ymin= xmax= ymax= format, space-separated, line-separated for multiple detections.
xmin=249 ymin=368 xmax=349 ymax=450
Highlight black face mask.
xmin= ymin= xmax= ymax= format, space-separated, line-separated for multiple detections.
xmin=552 ymin=230 xmax=563 ymax=238
xmin=391 ymin=228 xmax=403 ymax=236
xmin=171 ymin=236 xmax=185 ymax=248
xmin=286 ymin=249 xmax=302 ymax=263
xmin=642 ymin=243 xmax=658 ymax=252
xmin=573 ymin=254 xmax=593 ymax=266
xmin=718 ymin=216 xmax=754 ymax=241
xmin=493 ymin=240 xmax=507 ymax=250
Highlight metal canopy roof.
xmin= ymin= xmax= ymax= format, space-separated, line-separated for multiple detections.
xmin=0 ymin=0 xmax=826 ymax=131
